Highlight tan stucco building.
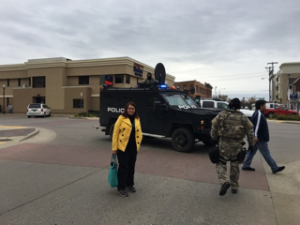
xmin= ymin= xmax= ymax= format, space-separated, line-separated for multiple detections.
xmin=272 ymin=62 xmax=300 ymax=110
xmin=174 ymin=80 xmax=213 ymax=99
xmin=0 ymin=57 xmax=175 ymax=114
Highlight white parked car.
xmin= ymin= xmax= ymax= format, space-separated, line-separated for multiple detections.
xmin=27 ymin=103 xmax=51 ymax=118
xmin=200 ymin=99 xmax=254 ymax=119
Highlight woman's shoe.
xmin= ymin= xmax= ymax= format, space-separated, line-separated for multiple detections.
xmin=127 ymin=186 xmax=136 ymax=193
xmin=117 ymin=189 xmax=129 ymax=197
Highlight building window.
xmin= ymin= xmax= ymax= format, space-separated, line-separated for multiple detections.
xmin=115 ymin=75 xmax=124 ymax=84
xmin=126 ymin=75 xmax=130 ymax=84
xmin=33 ymin=77 xmax=45 ymax=88
xmin=100 ymin=75 xmax=113 ymax=86
xmin=73 ymin=99 xmax=84 ymax=108
xmin=190 ymin=85 xmax=193 ymax=90
xmin=183 ymin=85 xmax=187 ymax=90
xmin=196 ymin=86 xmax=198 ymax=92
xmin=79 ymin=76 xmax=89 ymax=85
xmin=18 ymin=79 xmax=21 ymax=86
xmin=7 ymin=79 xmax=10 ymax=87
xmin=29 ymin=78 xmax=31 ymax=86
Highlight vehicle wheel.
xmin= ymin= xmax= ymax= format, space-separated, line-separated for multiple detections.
xmin=44 ymin=113 xmax=46 ymax=118
xmin=28 ymin=116 xmax=31 ymax=118
xmin=171 ymin=128 xmax=195 ymax=152
xmin=48 ymin=113 xmax=51 ymax=117
xmin=268 ymin=112 xmax=274 ymax=118
xmin=202 ymin=140 xmax=214 ymax=146
xmin=109 ymin=123 xmax=115 ymax=140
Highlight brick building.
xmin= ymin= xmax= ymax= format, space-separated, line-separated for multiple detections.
xmin=174 ymin=80 xmax=213 ymax=99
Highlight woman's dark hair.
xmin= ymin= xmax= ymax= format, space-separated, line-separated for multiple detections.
xmin=255 ymin=100 xmax=266 ymax=110
xmin=122 ymin=101 xmax=139 ymax=119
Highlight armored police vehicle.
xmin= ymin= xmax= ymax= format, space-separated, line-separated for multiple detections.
xmin=99 ymin=63 xmax=220 ymax=152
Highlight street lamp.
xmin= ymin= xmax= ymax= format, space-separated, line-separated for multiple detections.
xmin=219 ymin=88 xmax=225 ymax=96
xmin=2 ymin=84 xmax=5 ymax=114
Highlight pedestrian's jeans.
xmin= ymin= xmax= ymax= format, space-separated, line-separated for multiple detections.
xmin=117 ymin=145 xmax=137 ymax=190
xmin=243 ymin=141 xmax=278 ymax=172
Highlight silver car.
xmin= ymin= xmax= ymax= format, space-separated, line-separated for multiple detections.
xmin=27 ymin=103 xmax=51 ymax=118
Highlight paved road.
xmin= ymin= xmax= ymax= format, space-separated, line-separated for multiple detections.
xmin=0 ymin=116 xmax=299 ymax=225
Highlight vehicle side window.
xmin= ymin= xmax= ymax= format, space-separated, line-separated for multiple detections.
xmin=274 ymin=105 xmax=279 ymax=109
xmin=270 ymin=104 xmax=273 ymax=108
xmin=202 ymin=101 xmax=214 ymax=108
xmin=281 ymin=107 xmax=286 ymax=110
xmin=147 ymin=97 xmax=159 ymax=107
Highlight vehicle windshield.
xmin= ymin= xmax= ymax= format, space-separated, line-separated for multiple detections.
xmin=217 ymin=102 xmax=229 ymax=110
xmin=181 ymin=94 xmax=197 ymax=107
xmin=163 ymin=93 xmax=197 ymax=107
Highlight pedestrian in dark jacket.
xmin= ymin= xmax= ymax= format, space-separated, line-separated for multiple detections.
xmin=242 ymin=100 xmax=285 ymax=173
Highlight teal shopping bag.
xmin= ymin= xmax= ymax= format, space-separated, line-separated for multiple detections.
xmin=108 ymin=154 xmax=118 ymax=187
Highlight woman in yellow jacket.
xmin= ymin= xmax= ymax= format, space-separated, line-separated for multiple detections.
xmin=112 ymin=101 xmax=143 ymax=197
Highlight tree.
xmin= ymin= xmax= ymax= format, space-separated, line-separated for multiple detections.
xmin=218 ymin=94 xmax=228 ymax=101
xmin=248 ymin=97 xmax=256 ymax=103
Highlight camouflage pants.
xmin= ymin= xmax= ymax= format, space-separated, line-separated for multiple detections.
xmin=216 ymin=139 xmax=242 ymax=190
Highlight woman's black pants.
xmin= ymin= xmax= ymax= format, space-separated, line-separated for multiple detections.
xmin=117 ymin=146 xmax=137 ymax=190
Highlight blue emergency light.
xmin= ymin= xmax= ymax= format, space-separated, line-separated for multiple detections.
xmin=160 ymin=84 xmax=167 ymax=89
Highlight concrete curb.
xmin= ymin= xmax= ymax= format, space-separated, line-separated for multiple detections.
xmin=277 ymin=121 xmax=300 ymax=125
xmin=0 ymin=114 xmax=72 ymax=118
xmin=69 ymin=117 xmax=99 ymax=120
xmin=0 ymin=137 xmax=12 ymax=141
xmin=18 ymin=128 xmax=40 ymax=142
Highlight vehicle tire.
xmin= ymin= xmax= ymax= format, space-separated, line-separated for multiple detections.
xmin=202 ymin=140 xmax=214 ymax=146
xmin=48 ymin=113 xmax=51 ymax=117
xmin=44 ymin=113 xmax=46 ymax=118
xmin=28 ymin=116 xmax=31 ymax=118
xmin=109 ymin=123 xmax=115 ymax=140
xmin=171 ymin=128 xmax=195 ymax=152
xmin=268 ymin=112 xmax=274 ymax=118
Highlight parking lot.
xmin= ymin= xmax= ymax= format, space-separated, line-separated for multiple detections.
xmin=0 ymin=116 xmax=299 ymax=225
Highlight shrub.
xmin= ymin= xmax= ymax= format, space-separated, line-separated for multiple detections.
xmin=273 ymin=114 xmax=300 ymax=121
xmin=74 ymin=112 xmax=99 ymax=118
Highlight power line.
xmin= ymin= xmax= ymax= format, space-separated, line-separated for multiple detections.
xmin=225 ymin=90 xmax=269 ymax=93
xmin=199 ymin=71 xmax=266 ymax=79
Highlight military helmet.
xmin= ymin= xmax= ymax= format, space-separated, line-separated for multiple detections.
xmin=229 ymin=98 xmax=241 ymax=110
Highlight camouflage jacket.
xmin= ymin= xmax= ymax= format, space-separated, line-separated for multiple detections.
xmin=211 ymin=110 xmax=254 ymax=146
xmin=142 ymin=78 xmax=155 ymax=84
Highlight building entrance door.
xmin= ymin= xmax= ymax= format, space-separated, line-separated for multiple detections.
xmin=33 ymin=96 xmax=46 ymax=104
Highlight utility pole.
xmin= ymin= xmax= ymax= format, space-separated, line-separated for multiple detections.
xmin=267 ymin=62 xmax=278 ymax=102
xmin=214 ymin=86 xmax=217 ymax=98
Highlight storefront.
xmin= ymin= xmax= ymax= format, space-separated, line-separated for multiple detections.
xmin=0 ymin=57 xmax=175 ymax=114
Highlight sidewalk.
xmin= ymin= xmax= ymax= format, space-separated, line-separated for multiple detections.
xmin=0 ymin=125 xmax=39 ymax=143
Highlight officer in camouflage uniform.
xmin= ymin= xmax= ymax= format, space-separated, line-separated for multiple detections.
xmin=143 ymin=72 xmax=155 ymax=85
xmin=211 ymin=98 xmax=254 ymax=196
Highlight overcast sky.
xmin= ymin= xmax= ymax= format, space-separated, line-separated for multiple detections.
xmin=1 ymin=0 xmax=300 ymax=100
